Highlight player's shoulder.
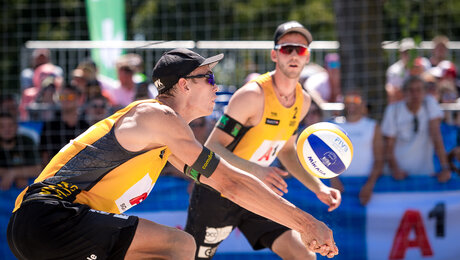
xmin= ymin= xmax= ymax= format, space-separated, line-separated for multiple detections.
xmin=229 ymin=81 xmax=264 ymax=105
xmin=133 ymin=101 xmax=178 ymax=121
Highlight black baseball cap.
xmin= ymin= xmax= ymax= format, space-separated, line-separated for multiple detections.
xmin=274 ymin=21 xmax=313 ymax=45
xmin=152 ymin=48 xmax=224 ymax=94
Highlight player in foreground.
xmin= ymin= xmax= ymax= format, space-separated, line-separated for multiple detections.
xmin=7 ymin=48 xmax=338 ymax=259
xmin=185 ymin=21 xmax=341 ymax=259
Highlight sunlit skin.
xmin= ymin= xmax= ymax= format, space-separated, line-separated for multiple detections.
xmin=183 ymin=65 xmax=219 ymax=117
xmin=271 ymin=33 xmax=310 ymax=81
xmin=157 ymin=65 xmax=218 ymax=121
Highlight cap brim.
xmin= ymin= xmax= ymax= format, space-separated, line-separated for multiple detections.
xmin=200 ymin=53 xmax=224 ymax=69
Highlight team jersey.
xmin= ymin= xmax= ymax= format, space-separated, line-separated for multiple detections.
xmin=13 ymin=99 xmax=171 ymax=214
xmin=231 ymin=72 xmax=303 ymax=166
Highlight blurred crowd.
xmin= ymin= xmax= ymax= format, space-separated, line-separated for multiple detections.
xmin=0 ymin=35 xmax=459 ymax=209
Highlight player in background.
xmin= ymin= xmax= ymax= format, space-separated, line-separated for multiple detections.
xmin=185 ymin=21 xmax=341 ymax=260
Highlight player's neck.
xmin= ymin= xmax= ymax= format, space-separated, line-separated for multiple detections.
xmin=271 ymin=73 xmax=297 ymax=106
xmin=157 ymin=95 xmax=197 ymax=124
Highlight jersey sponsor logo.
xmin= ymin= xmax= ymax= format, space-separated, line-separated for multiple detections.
xmin=129 ymin=192 xmax=148 ymax=206
xmin=271 ymin=112 xmax=278 ymax=117
xmin=86 ymin=254 xmax=97 ymax=260
xmin=197 ymin=246 xmax=217 ymax=258
xmin=292 ymin=106 xmax=298 ymax=119
xmin=115 ymin=173 xmax=155 ymax=213
xmin=249 ymin=140 xmax=286 ymax=166
xmin=265 ymin=118 xmax=280 ymax=125
xmin=39 ymin=181 xmax=79 ymax=200
xmin=204 ymin=226 xmax=233 ymax=244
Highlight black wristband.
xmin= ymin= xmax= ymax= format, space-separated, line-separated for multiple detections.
xmin=191 ymin=146 xmax=220 ymax=178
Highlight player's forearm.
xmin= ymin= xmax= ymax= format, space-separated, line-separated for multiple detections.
xmin=209 ymin=161 xmax=317 ymax=232
xmin=206 ymin=141 xmax=259 ymax=175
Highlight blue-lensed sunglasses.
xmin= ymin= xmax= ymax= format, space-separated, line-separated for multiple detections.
xmin=184 ymin=73 xmax=215 ymax=86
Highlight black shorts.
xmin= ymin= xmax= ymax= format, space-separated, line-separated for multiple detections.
xmin=7 ymin=199 xmax=139 ymax=260
xmin=185 ymin=184 xmax=289 ymax=259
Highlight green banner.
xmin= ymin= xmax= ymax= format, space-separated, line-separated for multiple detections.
xmin=85 ymin=0 xmax=126 ymax=79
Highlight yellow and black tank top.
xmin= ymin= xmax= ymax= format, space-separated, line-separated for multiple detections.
xmin=14 ymin=99 xmax=171 ymax=214
xmin=230 ymin=72 xmax=303 ymax=166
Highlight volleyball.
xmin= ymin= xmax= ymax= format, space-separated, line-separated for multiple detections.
xmin=296 ymin=122 xmax=353 ymax=179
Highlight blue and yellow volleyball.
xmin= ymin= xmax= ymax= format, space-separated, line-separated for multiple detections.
xmin=296 ymin=122 xmax=353 ymax=179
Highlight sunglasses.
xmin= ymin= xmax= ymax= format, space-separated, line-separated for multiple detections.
xmin=59 ymin=93 xmax=77 ymax=101
xmin=344 ymin=95 xmax=362 ymax=105
xmin=413 ymin=116 xmax=419 ymax=133
xmin=184 ymin=73 xmax=215 ymax=86
xmin=274 ymin=43 xmax=310 ymax=56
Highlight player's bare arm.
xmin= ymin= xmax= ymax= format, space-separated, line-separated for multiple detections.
xmin=113 ymin=95 xmax=339 ymax=256
xmin=115 ymin=102 xmax=203 ymax=166
xmin=277 ymin=90 xmax=341 ymax=211
xmin=205 ymin=82 xmax=289 ymax=195
xmin=199 ymin=159 xmax=338 ymax=257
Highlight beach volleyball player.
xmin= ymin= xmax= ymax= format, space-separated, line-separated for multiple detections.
xmin=185 ymin=21 xmax=340 ymax=259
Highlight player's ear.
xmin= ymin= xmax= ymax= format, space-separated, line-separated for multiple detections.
xmin=177 ymin=78 xmax=190 ymax=92
xmin=270 ymin=49 xmax=278 ymax=63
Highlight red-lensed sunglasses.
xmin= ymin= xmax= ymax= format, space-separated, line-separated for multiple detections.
xmin=274 ymin=43 xmax=310 ymax=56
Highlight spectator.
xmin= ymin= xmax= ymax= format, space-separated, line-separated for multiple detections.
xmin=19 ymin=63 xmax=63 ymax=120
xmin=385 ymin=38 xmax=430 ymax=104
xmin=39 ymin=85 xmax=90 ymax=165
xmin=105 ymin=53 xmax=156 ymax=109
xmin=84 ymin=95 xmax=111 ymax=125
xmin=331 ymin=90 xmax=384 ymax=205
xmin=428 ymin=35 xmax=450 ymax=67
xmin=134 ymin=74 xmax=157 ymax=101
xmin=0 ymin=94 xmax=41 ymax=144
xmin=20 ymin=48 xmax=63 ymax=92
xmin=304 ymin=53 xmax=342 ymax=103
xmin=381 ymin=76 xmax=451 ymax=182
xmin=0 ymin=113 xmax=41 ymax=190
xmin=76 ymin=59 xmax=117 ymax=95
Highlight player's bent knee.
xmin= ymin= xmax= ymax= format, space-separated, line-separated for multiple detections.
xmin=126 ymin=219 xmax=196 ymax=259
xmin=171 ymin=231 xmax=196 ymax=259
